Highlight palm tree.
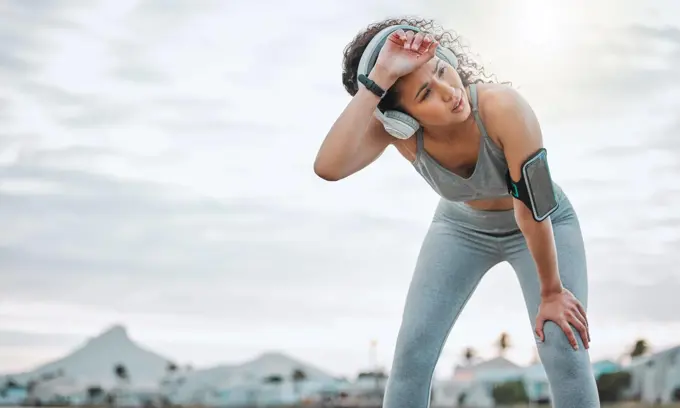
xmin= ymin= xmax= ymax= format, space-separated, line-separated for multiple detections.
xmin=463 ymin=347 xmax=476 ymax=366
xmin=113 ymin=363 xmax=129 ymax=407
xmin=114 ymin=364 xmax=129 ymax=382
xmin=630 ymin=339 xmax=649 ymax=359
xmin=291 ymin=369 xmax=307 ymax=401
xmin=160 ymin=361 xmax=181 ymax=405
xmin=497 ymin=332 xmax=511 ymax=357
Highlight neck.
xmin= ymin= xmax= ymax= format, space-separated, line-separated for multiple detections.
xmin=423 ymin=113 xmax=476 ymax=142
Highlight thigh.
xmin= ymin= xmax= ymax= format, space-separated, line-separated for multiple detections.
xmin=385 ymin=218 xmax=502 ymax=408
xmin=505 ymin=203 xmax=599 ymax=407
xmin=392 ymin=217 xmax=501 ymax=365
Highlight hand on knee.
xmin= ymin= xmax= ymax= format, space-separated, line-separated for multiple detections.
xmin=535 ymin=289 xmax=590 ymax=350
xmin=536 ymin=320 xmax=586 ymax=352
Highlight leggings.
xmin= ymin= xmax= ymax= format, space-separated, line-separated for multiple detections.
xmin=383 ymin=189 xmax=600 ymax=408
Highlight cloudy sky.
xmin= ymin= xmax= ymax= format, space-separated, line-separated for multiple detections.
xmin=1 ymin=0 xmax=679 ymax=379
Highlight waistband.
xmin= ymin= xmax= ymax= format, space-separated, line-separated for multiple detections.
xmin=433 ymin=184 xmax=569 ymax=234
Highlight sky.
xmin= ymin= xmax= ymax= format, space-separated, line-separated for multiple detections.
xmin=1 ymin=0 xmax=680 ymax=379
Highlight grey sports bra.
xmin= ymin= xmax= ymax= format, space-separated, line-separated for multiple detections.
xmin=411 ymin=84 xmax=511 ymax=202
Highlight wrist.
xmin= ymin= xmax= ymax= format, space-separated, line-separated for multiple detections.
xmin=540 ymin=281 xmax=563 ymax=299
xmin=368 ymin=64 xmax=398 ymax=90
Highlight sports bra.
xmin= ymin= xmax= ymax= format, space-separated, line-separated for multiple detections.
xmin=411 ymin=84 xmax=511 ymax=202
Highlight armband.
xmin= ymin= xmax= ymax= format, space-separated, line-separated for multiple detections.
xmin=506 ymin=148 xmax=559 ymax=222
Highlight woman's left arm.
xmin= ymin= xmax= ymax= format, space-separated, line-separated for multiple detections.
xmin=483 ymin=86 xmax=590 ymax=350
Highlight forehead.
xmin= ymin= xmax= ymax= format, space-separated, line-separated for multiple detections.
xmin=398 ymin=57 xmax=440 ymax=88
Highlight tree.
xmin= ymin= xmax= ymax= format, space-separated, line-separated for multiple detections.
xmin=113 ymin=363 xmax=130 ymax=406
xmin=630 ymin=339 xmax=649 ymax=358
xmin=492 ymin=380 xmax=528 ymax=405
xmin=160 ymin=361 xmax=183 ymax=405
xmin=596 ymin=372 xmax=631 ymax=402
xmin=497 ymin=332 xmax=511 ymax=357
xmin=87 ymin=386 xmax=105 ymax=403
xmin=114 ymin=364 xmax=129 ymax=382
xmin=263 ymin=375 xmax=283 ymax=384
xmin=291 ymin=369 xmax=307 ymax=400
xmin=462 ymin=347 xmax=476 ymax=366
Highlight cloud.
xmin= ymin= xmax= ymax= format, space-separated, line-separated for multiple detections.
xmin=1 ymin=0 xmax=680 ymax=376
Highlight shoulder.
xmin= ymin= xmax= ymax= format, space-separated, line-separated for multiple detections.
xmin=473 ymin=83 xmax=540 ymax=149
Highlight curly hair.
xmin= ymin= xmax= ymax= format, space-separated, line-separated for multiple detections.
xmin=341 ymin=17 xmax=502 ymax=113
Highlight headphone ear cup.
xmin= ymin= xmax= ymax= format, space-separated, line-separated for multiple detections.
xmin=381 ymin=110 xmax=420 ymax=140
xmin=435 ymin=46 xmax=459 ymax=69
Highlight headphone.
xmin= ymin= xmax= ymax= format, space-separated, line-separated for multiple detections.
xmin=356 ymin=25 xmax=459 ymax=140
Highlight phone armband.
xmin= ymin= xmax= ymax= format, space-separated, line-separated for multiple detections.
xmin=506 ymin=148 xmax=559 ymax=222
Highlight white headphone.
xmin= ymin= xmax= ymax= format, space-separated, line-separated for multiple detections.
xmin=356 ymin=25 xmax=459 ymax=140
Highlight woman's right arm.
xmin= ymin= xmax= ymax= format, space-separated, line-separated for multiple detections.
xmin=313 ymin=68 xmax=397 ymax=181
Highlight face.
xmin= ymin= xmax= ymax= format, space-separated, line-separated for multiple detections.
xmin=396 ymin=57 xmax=470 ymax=128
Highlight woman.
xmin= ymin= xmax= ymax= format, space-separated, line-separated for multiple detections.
xmin=314 ymin=17 xmax=599 ymax=408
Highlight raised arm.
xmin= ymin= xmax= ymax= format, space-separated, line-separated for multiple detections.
xmin=313 ymin=67 xmax=396 ymax=181
xmin=315 ymin=28 xmax=439 ymax=181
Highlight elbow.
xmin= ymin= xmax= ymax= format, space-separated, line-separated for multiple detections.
xmin=313 ymin=160 xmax=342 ymax=182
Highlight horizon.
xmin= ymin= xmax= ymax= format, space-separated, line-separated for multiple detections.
xmin=0 ymin=323 xmax=671 ymax=380
xmin=1 ymin=0 xmax=680 ymax=379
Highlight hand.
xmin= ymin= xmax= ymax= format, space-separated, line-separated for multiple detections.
xmin=372 ymin=29 xmax=439 ymax=82
xmin=535 ymin=288 xmax=590 ymax=350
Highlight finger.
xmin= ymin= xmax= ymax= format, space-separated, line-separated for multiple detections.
xmin=403 ymin=31 xmax=415 ymax=50
xmin=571 ymin=307 xmax=588 ymax=332
xmin=534 ymin=316 xmax=546 ymax=342
xmin=575 ymin=301 xmax=588 ymax=326
xmin=388 ymin=29 xmax=408 ymax=45
xmin=411 ymin=32 xmax=424 ymax=51
xmin=560 ymin=321 xmax=579 ymax=350
xmin=422 ymin=34 xmax=434 ymax=52
xmin=573 ymin=302 xmax=590 ymax=342
xmin=569 ymin=314 xmax=589 ymax=349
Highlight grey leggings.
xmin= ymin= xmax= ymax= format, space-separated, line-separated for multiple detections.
xmin=383 ymin=191 xmax=600 ymax=408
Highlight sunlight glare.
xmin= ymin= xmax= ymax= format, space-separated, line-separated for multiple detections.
xmin=512 ymin=0 xmax=567 ymax=50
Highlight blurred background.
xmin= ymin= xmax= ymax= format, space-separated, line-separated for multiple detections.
xmin=1 ymin=0 xmax=679 ymax=406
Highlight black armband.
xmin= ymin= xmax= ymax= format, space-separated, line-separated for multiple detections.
xmin=506 ymin=148 xmax=559 ymax=222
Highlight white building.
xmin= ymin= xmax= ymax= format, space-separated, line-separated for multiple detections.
xmin=624 ymin=345 xmax=680 ymax=404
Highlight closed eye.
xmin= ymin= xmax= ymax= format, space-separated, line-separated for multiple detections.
xmin=421 ymin=66 xmax=447 ymax=101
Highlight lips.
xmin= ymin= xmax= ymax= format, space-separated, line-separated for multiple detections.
xmin=451 ymin=95 xmax=464 ymax=112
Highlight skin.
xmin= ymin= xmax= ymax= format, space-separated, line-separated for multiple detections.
xmin=396 ymin=59 xmax=590 ymax=348
xmin=316 ymin=29 xmax=591 ymax=350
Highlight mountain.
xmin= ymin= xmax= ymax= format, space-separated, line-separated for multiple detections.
xmin=172 ymin=351 xmax=336 ymax=402
xmin=2 ymin=325 xmax=174 ymax=388
xmin=2 ymin=325 xmax=336 ymax=393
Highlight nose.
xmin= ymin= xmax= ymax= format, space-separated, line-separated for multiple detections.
xmin=433 ymin=79 xmax=454 ymax=102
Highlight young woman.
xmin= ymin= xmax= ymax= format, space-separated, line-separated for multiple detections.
xmin=314 ymin=17 xmax=599 ymax=408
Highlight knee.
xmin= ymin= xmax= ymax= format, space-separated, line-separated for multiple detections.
xmin=537 ymin=321 xmax=589 ymax=371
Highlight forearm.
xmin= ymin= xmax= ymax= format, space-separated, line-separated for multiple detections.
xmin=514 ymin=205 xmax=563 ymax=297
xmin=314 ymin=67 xmax=397 ymax=179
